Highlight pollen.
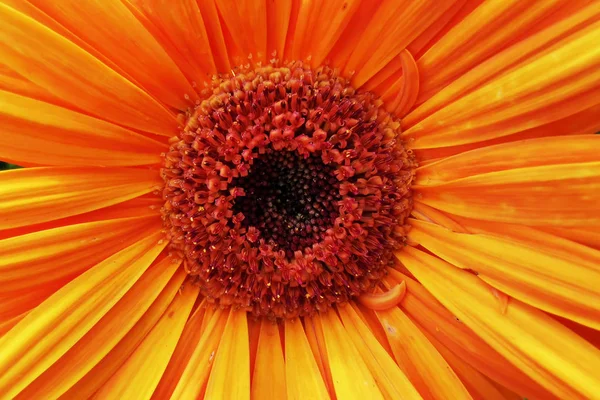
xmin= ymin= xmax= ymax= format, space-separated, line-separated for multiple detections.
xmin=160 ymin=62 xmax=416 ymax=319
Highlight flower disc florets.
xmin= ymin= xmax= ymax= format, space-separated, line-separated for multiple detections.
xmin=161 ymin=62 xmax=415 ymax=318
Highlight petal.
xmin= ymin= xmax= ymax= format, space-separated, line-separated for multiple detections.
xmin=60 ymin=268 xmax=187 ymax=400
xmin=385 ymin=269 xmax=556 ymax=400
xmin=303 ymin=316 xmax=336 ymax=397
xmin=403 ymin=21 xmax=600 ymax=148
xmin=17 ymin=257 xmax=182 ymax=399
xmin=251 ymin=320 xmax=287 ymax=400
xmin=266 ymin=0 xmax=292 ymax=59
xmin=170 ymin=308 xmax=229 ymax=400
xmin=343 ymin=0 xmax=459 ymax=86
xmin=0 ymin=216 xmax=161 ymax=293
xmin=0 ymin=90 xmax=165 ymax=167
xmin=285 ymin=319 xmax=331 ymax=400
xmin=337 ymin=304 xmax=423 ymax=400
xmin=374 ymin=305 xmax=471 ymax=399
xmin=0 ymin=3 xmax=176 ymax=136
xmin=94 ymin=282 xmax=198 ymax=400
xmin=398 ymin=246 xmax=600 ymax=399
xmin=409 ymin=218 xmax=600 ymax=329
xmin=27 ymin=0 xmax=197 ymax=109
xmin=204 ymin=309 xmax=250 ymax=400
xmin=0 ymin=167 xmax=162 ymax=230
xmin=319 ymin=312 xmax=385 ymax=400
xmin=415 ymin=135 xmax=600 ymax=185
xmin=406 ymin=2 xmax=600 ymax=128
xmin=0 ymin=232 xmax=166 ymax=398
xmin=415 ymin=162 xmax=600 ymax=227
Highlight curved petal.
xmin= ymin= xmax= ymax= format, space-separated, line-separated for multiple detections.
xmin=0 ymin=3 xmax=176 ymax=136
xmin=398 ymin=246 xmax=600 ymax=399
xmin=16 ymin=257 xmax=181 ymax=400
xmin=0 ymin=90 xmax=165 ymax=167
xmin=94 ymin=282 xmax=198 ymax=400
xmin=0 ymin=233 xmax=166 ymax=398
xmin=0 ymin=167 xmax=162 ymax=230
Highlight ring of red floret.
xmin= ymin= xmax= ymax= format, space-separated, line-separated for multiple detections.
xmin=161 ymin=62 xmax=415 ymax=319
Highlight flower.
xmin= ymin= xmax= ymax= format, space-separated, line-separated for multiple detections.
xmin=0 ymin=0 xmax=599 ymax=399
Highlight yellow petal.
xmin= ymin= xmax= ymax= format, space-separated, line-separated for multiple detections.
xmin=204 ymin=309 xmax=251 ymax=400
xmin=0 ymin=232 xmax=166 ymax=398
xmin=59 ymin=269 xmax=187 ymax=400
xmin=94 ymin=282 xmax=198 ymax=400
xmin=398 ymin=246 xmax=600 ymax=399
xmin=252 ymin=320 xmax=286 ymax=400
xmin=338 ymin=304 xmax=423 ymax=400
xmin=17 ymin=257 xmax=181 ymax=399
xmin=170 ymin=308 xmax=229 ymax=400
xmin=319 ymin=312 xmax=385 ymax=400
xmin=0 ymin=167 xmax=162 ymax=230
xmin=0 ymin=3 xmax=175 ymax=135
xmin=285 ymin=319 xmax=331 ymax=400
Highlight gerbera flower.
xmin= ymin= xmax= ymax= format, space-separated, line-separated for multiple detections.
xmin=1 ymin=0 xmax=599 ymax=398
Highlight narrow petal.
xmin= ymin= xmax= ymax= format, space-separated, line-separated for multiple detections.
xmin=398 ymin=246 xmax=600 ymax=399
xmin=0 ymin=90 xmax=165 ymax=167
xmin=343 ymin=0 xmax=459 ymax=86
xmin=0 ymin=216 xmax=161 ymax=293
xmin=252 ymin=320 xmax=286 ymax=400
xmin=0 ymin=233 xmax=166 ymax=398
xmin=285 ymin=319 xmax=331 ymax=400
xmin=170 ymin=309 xmax=229 ymax=400
xmin=151 ymin=303 xmax=207 ymax=399
xmin=415 ymin=162 xmax=600 ymax=227
xmin=406 ymin=2 xmax=600 ymax=128
xmin=266 ymin=0 xmax=292 ymax=59
xmin=319 ymin=312 xmax=385 ymax=400
xmin=385 ymin=269 xmax=556 ymax=400
xmin=94 ymin=282 xmax=198 ymax=400
xmin=403 ymin=21 xmax=600 ymax=148
xmin=375 ymin=305 xmax=471 ymax=399
xmin=17 ymin=257 xmax=181 ymax=399
xmin=0 ymin=65 xmax=63 ymax=107
xmin=195 ymin=0 xmax=231 ymax=71
xmin=409 ymin=218 xmax=600 ymax=329
xmin=337 ymin=304 xmax=423 ymax=400
xmin=416 ymin=135 xmax=600 ymax=185
xmin=303 ymin=316 xmax=336 ymax=397
xmin=60 ymin=269 xmax=187 ymax=400
xmin=0 ymin=167 xmax=162 ymax=230
xmin=0 ymin=3 xmax=176 ymax=136
xmin=204 ymin=309 xmax=251 ymax=400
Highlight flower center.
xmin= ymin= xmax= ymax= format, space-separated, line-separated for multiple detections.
xmin=160 ymin=61 xmax=415 ymax=319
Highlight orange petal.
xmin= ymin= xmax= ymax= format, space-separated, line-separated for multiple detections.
xmin=195 ymin=0 xmax=231 ymax=71
xmin=0 ymin=90 xmax=165 ymax=167
xmin=303 ymin=316 xmax=336 ymax=398
xmin=0 ymin=166 xmax=162 ymax=230
xmin=338 ymin=304 xmax=423 ymax=400
xmin=151 ymin=302 xmax=207 ymax=399
xmin=358 ymin=282 xmax=407 ymax=311
xmin=266 ymin=0 xmax=292 ymax=59
xmin=285 ymin=319 xmax=330 ymax=400
xmin=392 ymin=50 xmax=420 ymax=118
xmin=0 ymin=3 xmax=176 ymax=136
xmin=415 ymin=135 xmax=600 ymax=185
xmin=318 ymin=312 xmax=385 ymax=399
xmin=94 ymin=282 xmax=198 ymax=400
xmin=251 ymin=320 xmax=287 ymax=400
xmin=410 ymin=218 xmax=600 ymax=329
xmin=0 ymin=216 xmax=161 ymax=293
xmin=17 ymin=257 xmax=182 ymax=399
xmin=170 ymin=308 xmax=229 ymax=400
xmin=27 ymin=0 xmax=197 ymax=109
xmin=403 ymin=21 xmax=600 ymax=148
xmin=60 ymin=269 xmax=187 ymax=399
xmin=542 ymin=226 xmax=600 ymax=249
xmin=204 ymin=309 xmax=251 ymax=400
xmin=414 ymin=162 xmax=600 ymax=227
xmin=406 ymin=2 xmax=600 ymax=128
xmin=398 ymin=246 xmax=600 ymax=399
xmin=0 ymin=232 xmax=166 ymax=398
xmin=0 ymin=65 xmax=63 ymax=107
xmin=344 ymin=0 xmax=459 ymax=86
xmin=375 ymin=305 xmax=471 ymax=399
xmin=385 ymin=268 xmax=556 ymax=400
